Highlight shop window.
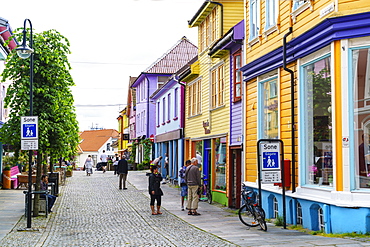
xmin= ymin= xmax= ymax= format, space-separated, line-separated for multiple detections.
xmin=352 ymin=47 xmax=370 ymax=189
xmin=214 ymin=137 xmax=227 ymax=191
xmin=302 ymin=55 xmax=333 ymax=186
xmin=259 ymin=77 xmax=279 ymax=139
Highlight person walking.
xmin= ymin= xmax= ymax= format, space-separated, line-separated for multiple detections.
xmin=100 ymin=150 xmax=108 ymax=173
xmin=40 ymin=174 xmax=57 ymax=213
xmin=179 ymin=160 xmax=191 ymax=211
xmin=113 ymin=154 xmax=119 ymax=175
xmin=148 ymin=165 xmax=163 ymax=215
xmin=84 ymin=155 xmax=93 ymax=176
xmin=117 ymin=155 xmax=128 ymax=190
xmin=185 ymin=157 xmax=201 ymax=216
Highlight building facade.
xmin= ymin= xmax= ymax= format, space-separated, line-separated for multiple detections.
xmin=151 ymin=75 xmax=187 ymax=182
xmin=241 ymin=0 xmax=370 ymax=233
xmin=185 ymin=0 xmax=244 ymax=206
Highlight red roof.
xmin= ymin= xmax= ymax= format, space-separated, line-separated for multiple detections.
xmin=79 ymin=129 xmax=119 ymax=152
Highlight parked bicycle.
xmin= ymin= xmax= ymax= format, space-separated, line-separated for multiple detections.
xmin=199 ymin=177 xmax=212 ymax=204
xmin=238 ymin=187 xmax=267 ymax=231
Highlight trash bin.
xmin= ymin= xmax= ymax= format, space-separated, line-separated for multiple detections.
xmin=48 ymin=172 xmax=59 ymax=196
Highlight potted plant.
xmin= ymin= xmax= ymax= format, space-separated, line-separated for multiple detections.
xmin=2 ymin=165 xmax=11 ymax=189
xmin=66 ymin=166 xmax=73 ymax=177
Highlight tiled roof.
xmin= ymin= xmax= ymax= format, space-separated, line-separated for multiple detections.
xmin=78 ymin=129 xmax=119 ymax=152
xmin=144 ymin=36 xmax=198 ymax=74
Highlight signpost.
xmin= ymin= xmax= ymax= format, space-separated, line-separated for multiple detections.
xmin=257 ymin=139 xmax=286 ymax=229
xmin=21 ymin=116 xmax=38 ymax=150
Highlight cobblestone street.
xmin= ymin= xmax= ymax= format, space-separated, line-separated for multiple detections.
xmin=0 ymin=171 xmax=235 ymax=247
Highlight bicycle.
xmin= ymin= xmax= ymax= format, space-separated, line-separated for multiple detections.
xmin=199 ymin=177 xmax=212 ymax=204
xmin=238 ymin=187 xmax=267 ymax=231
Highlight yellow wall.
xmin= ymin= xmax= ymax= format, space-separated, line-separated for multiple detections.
xmin=245 ymin=0 xmax=370 ymax=65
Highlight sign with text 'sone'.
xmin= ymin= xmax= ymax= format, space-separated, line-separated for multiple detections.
xmin=21 ymin=116 xmax=38 ymax=150
xmin=260 ymin=142 xmax=281 ymax=183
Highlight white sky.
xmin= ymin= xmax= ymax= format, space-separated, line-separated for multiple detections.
xmin=3 ymin=0 xmax=203 ymax=131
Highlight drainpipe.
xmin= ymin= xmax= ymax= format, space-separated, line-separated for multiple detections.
xmin=283 ymin=27 xmax=296 ymax=193
xmin=207 ymin=0 xmax=223 ymax=34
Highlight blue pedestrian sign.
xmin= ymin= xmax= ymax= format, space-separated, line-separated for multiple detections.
xmin=262 ymin=152 xmax=279 ymax=169
xmin=21 ymin=116 xmax=38 ymax=139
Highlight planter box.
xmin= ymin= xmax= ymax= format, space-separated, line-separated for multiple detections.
xmin=66 ymin=170 xmax=73 ymax=177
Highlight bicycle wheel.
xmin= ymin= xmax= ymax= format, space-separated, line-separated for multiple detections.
xmin=254 ymin=206 xmax=267 ymax=231
xmin=238 ymin=204 xmax=259 ymax=227
xmin=206 ymin=189 xmax=212 ymax=204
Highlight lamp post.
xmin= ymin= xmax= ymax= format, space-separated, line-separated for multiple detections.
xmin=16 ymin=18 xmax=34 ymax=229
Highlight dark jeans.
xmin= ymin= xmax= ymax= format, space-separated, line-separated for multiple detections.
xmin=150 ymin=195 xmax=162 ymax=206
xmin=41 ymin=194 xmax=56 ymax=212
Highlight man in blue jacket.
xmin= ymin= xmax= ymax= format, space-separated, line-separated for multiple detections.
xmin=117 ymin=155 xmax=128 ymax=190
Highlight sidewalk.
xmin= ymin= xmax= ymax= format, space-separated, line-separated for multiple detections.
xmin=0 ymin=189 xmax=24 ymax=241
xmin=129 ymin=170 xmax=370 ymax=247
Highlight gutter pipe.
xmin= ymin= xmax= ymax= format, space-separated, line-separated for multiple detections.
xmin=283 ymin=27 xmax=296 ymax=193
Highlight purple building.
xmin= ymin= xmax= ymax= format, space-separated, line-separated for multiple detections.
xmin=131 ymin=37 xmax=197 ymax=165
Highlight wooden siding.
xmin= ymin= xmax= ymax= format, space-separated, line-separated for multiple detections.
xmin=222 ymin=1 xmax=245 ymax=34
xmin=245 ymin=0 xmax=370 ymax=66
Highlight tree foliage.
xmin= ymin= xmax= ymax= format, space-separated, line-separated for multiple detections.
xmin=0 ymin=29 xmax=79 ymax=164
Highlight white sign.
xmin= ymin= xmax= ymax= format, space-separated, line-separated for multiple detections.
xmin=21 ymin=116 xmax=38 ymax=139
xmin=342 ymin=136 xmax=349 ymax=148
xmin=260 ymin=142 xmax=281 ymax=170
xmin=262 ymin=171 xmax=281 ymax=183
xmin=21 ymin=139 xmax=38 ymax=150
xmin=320 ymin=2 xmax=335 ymax=18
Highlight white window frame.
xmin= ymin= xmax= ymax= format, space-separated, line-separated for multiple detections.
xmin=249 ymin=0 xmax=260 ymax=43
xmin=265 ymin=0 xmax=278 ymax=33
xmin=291 ymin=0 xmax=313 ymax=23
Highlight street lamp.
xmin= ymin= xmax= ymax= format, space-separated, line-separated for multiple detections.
xmin=16 ymin=18 xmax=34 ymax=229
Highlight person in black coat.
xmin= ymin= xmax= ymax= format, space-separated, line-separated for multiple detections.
xmin=117 ymin=155 xmax=128 ymax=190
xmin=148 ymin=165 xmax=163 ymax=215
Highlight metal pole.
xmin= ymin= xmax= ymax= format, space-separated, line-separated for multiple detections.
xmin=25 ymin=18 xmax=33 ymax=229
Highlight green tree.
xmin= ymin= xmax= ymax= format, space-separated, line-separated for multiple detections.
xmin=1 ymin=29 xmax=79 ymax=211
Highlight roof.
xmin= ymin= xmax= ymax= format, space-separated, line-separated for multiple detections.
xmin=0 ymin=17 xmax=17 ymax=60
xmin=143 ymin=36 xmax=198 ymax=74
xmin=78 ymin=129 xmax=119 ymax=152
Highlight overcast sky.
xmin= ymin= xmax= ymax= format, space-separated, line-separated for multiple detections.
xmin=3 ymin=0 xmax=203 ymax=131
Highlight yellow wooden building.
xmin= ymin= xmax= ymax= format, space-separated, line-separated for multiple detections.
xmin=183 ymin=0 xmax=244 ymax=206
xmin=241 ymin=0 xmax=370 ymax=233
xmin=117 ymin=107 xmax=129 ymax=157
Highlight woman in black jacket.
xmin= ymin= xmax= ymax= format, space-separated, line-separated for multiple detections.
xmin=148 ymin=165 xmax=163 ymax=215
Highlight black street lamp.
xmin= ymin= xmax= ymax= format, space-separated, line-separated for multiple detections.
xmin=16 ymin=18 xmax=34 ymax=229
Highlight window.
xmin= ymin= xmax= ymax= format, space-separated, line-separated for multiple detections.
xmin=214 ymin=137 xmax=227 ymax=191
xmin=293 ymin=0 xmax=308 ymax=11
xmin=162 ymin=97 xmax=166 ymax=124
xmin=265 ymin=0 xmax=277 ymax=30
xmin=260 ymin=77 xmax=279 ymax=139
xmin=318 ymin=207 xmax=325 ymax=231
xmin=297 ymin=202 xmax=303 ymax=225
xmin=211 ymin=64 xmax=225 ymax=109
xmin=302 ymin=56 xmax=332 ymax=186
xmin=106 ymin=143 xmax=111 ymax=151
xmin=158 ymin=76 xmax=169 ymax=89
xmin=233 ymin=51 xmax=242 ymax=102
xmin=351 ymin=47 xmax=370 ymax=189
xmin=249 ymin=0 xmax=260 ymax=41
xmin=174 ymin=88 xmax=178 ymax=118
xmin=199 ymin=7 xmax=218 ymax=52
xmin=167 ymin=94 xmax=171 ymax=121
xmin=273 ymin=197 xmax=278 ymax=218
xmin=157 ymin=102 xmax=160 ymax=126
xmin=188 ymin=79 xmax=202 ymax=117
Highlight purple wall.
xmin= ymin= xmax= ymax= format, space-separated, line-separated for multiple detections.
xmin=230 ymin=41 xmax=243 ymax=146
